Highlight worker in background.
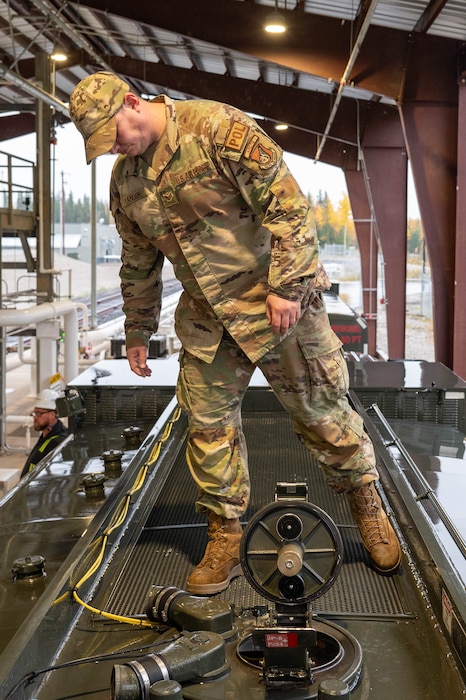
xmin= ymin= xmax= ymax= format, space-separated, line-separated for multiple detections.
xmin=69 ymin=71 xmax=402 ymax=595
xmin=20 ymin=389 xmax=69 ymax=478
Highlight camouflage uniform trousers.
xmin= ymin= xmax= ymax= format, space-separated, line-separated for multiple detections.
xmin=176 ymin=309 xmax=379 ymax=520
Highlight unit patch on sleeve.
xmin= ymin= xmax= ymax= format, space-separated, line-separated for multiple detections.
xmin=244 ymin=134 xmax=278 ymax=170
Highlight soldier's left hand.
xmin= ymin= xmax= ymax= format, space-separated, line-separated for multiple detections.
xmin=266 ymin=295 xmax=301 ymax=335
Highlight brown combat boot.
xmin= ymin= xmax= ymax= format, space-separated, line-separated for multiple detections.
xmin=186 ymin=511 xmax=243 ymax=595
xmin=348 ymin=481 xmax=402 ymax=574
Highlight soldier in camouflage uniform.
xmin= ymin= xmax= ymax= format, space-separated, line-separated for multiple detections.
xmin=69 ymin=71 xmax=401 ymax=594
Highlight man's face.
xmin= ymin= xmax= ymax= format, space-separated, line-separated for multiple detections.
xmin=32 ymin=408 xmax=55 ymax=431
xmin=110 ymin=103 xmax=151 ymax=157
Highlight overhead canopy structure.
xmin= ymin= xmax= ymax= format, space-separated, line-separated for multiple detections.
xmin=0 ymin=0 xmax=465 ymax=374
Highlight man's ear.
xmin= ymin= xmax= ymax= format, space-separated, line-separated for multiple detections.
xmin=123 ymin=92 xmax=139 ymax=110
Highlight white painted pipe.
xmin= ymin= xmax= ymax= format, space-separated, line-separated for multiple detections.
xmin=3 ymin=290 xmax=180 ymax=383
xmin=3 ymin=415 xmax=33 ymax=449
xmin=75 ymin=302 xmax=90 ymax=330
xmin=79 ymin=319 xmax=125 ymax=346
xmin=77 ymin=347 xmax=108 ymax=367
xmin=0 ymin=300 xmax=79 ymax=383
xmin=17 ymin=337 xmax=35 ymax=366
xmin=63 ymin=305 xmax=79 ymax=383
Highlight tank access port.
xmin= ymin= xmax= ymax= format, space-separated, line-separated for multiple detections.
xmin=237 ymin=482 xmax=363 ymax=697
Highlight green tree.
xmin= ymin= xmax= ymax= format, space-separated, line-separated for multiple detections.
xmin=314 ymin=190 xmax=336 ymax=245
xmin=97 ymin=199 xmax=111 ymax=224
xmin=407 ymin=218 xmax=422 ymax=254
xmin=336 ymin=194 xmax=356 ymax=247
xmin=53 ymin=193 xmax=110 ymax=224
xmin=65 ymin=191 xmax=76 ymax=222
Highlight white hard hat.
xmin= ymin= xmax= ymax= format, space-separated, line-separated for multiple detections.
xmin=35 ymin=389 xmax=59 ymax=411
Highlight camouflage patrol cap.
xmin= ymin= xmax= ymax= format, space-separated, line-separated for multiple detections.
xmin=69 ymin=71 xmax=130 ymax=163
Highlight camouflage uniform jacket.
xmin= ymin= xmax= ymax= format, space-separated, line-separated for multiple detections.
xmin=110 ymin=95 xmax=332 ymax=363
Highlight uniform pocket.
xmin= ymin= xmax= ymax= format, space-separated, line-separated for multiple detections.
xmin=296 ymin=293 xmax=342 ymax=359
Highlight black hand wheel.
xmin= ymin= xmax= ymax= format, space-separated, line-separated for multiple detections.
xmin=240 ymin=500 xmax=343 ymax=605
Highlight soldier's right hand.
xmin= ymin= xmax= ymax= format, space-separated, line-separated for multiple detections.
xmin=127 ymin=346 xmax=152 ymax=377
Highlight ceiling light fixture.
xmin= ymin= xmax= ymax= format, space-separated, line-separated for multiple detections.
xmin=264 ymin=2 xmax=287 ymax=33
xmin=50 ymin=46 xmax=67 ymax=62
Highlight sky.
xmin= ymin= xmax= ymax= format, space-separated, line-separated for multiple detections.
xmin=1 ymin=120 xmax=419 ymax=216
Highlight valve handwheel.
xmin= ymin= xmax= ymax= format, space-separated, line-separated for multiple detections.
xmin=240 ymin=500 xmax=344 ymax=605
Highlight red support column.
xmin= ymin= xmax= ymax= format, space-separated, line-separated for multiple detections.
xmin=364 ymin=146 xmax=408 ymax=360
xmin=400 ymin=101 xmax=457 ymax=369
xmin=346 ymin=171 xmax=378 ymax=356
xmin=453 ymin=77 xmax=466 ymax=380
xmin=398 ymin=35 xmax=459 ymax=369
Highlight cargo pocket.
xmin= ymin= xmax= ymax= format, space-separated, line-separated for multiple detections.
xmin=296 ymin=293 xmax=342 ymax=360
xmin=297 ymin=345 xmax=350 ymax=405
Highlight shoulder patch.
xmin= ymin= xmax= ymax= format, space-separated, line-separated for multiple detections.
xmin=244 ymin=135 xmax=278 ymax=170
xmin=224 ymin=120 xmax=250 ymax=152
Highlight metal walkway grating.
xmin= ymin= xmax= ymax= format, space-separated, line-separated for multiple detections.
xmin=105 ymin=411 xmax=409 ymax=619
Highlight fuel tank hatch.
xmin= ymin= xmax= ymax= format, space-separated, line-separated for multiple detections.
xmin=236 ymin=482 xmax=363 ymax=697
